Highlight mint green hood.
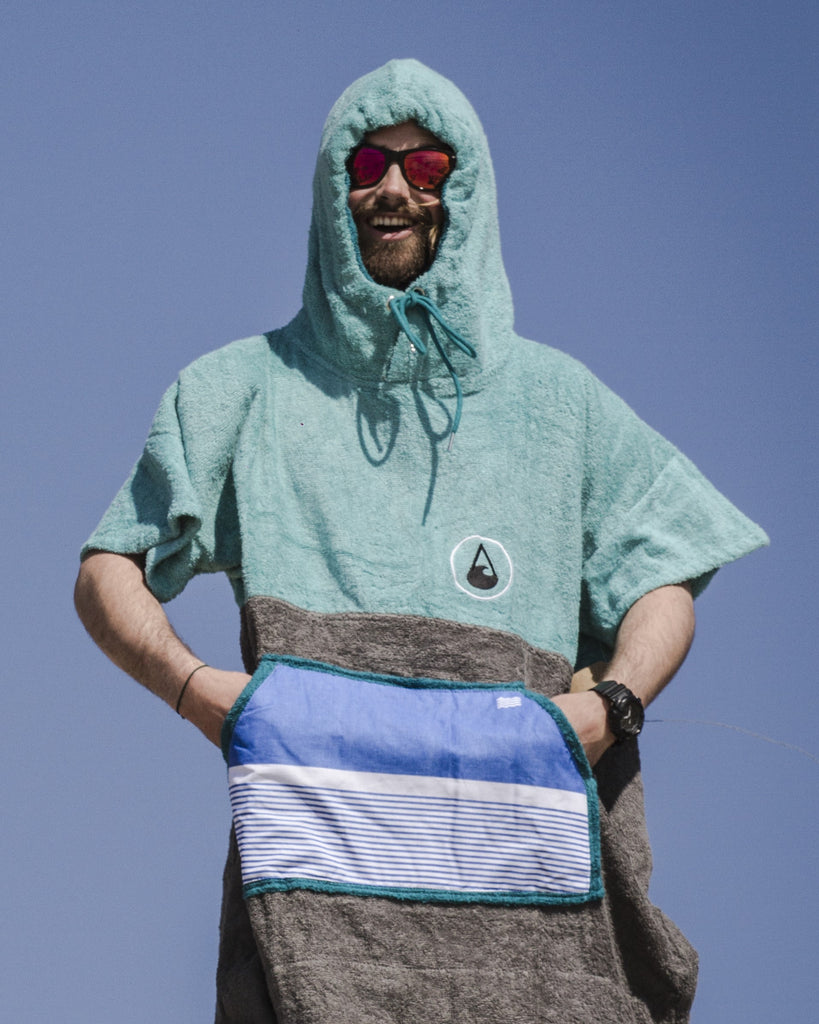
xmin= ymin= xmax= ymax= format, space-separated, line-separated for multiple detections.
xmin=81 ymin=66 xmax=767 ymax=1020
xmin=300 ymin=59 xmax=513 ymax=386
xmin=82 ymin=60 xmax=768 ymax=664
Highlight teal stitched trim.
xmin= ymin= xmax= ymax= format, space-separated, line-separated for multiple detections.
xmin=524 ymin=691 xmax=603 ymax=896
xmin=220 ymin=659 xmax=277 ymax=762
xmin=243 ymin=875 xmax=604 ymax=906
xmin=251 ymin=651 xmax=528 ymax=694
xmin=524 ymin=691 xmax=596 ymax=780
xmin=227 ymin=651 xmax=604 ymax=904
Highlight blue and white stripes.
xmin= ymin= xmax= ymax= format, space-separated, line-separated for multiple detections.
xmin=224 ymin=657 xmax=602 ymax=905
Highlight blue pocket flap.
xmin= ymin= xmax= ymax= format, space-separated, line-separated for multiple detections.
xmin=226 ymin=655 xmax=603 ymax=906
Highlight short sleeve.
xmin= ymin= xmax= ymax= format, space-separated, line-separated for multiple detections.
xmin=579 ymin=373 xmax=768 ymax=648
xmin=81 ymin=379 xmax=241 ymax=602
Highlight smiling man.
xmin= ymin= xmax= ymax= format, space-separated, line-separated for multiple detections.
xmin=75 ymin=60 xmax=766 ymax=1024
xmin=347 ymin=122 xmax=450 ymax=289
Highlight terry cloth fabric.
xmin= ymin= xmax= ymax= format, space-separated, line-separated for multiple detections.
xmin=224 ymin=656 xmax=603 ymax=906
xmin=82 ymin=59 xmax=769 ymax=1024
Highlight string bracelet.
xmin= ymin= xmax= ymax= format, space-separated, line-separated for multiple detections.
xmin=175 ymin=663 xmax=208 ymax=716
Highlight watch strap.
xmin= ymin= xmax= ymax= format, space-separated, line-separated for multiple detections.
xmin=591 ymin=679 xmax=644 ymax=742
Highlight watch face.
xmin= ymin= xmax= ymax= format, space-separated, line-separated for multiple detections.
xmin=619 ymin=701 xmax=642 ymax=734
xmin=594 ymin=682 xmax=644 ymax=740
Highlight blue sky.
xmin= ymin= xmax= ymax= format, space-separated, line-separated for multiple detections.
xmin=3 ymin=2 xmax=816 ymax=1021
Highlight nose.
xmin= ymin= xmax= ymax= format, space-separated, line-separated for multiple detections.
xmin=373 ymin=162 xmax=411 ymax=203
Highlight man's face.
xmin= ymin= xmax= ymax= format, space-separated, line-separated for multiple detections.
xmin=348 ymin=121 xmax=448 ymax=291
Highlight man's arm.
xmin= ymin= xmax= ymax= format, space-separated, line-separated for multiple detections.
xmin=74 ymin=551 xmax=250 ymax=746
xmin=553 ymin=581 xmax=695 ymax=766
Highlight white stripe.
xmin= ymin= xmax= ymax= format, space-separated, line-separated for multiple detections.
xmin=230 ymin=789 xmax=590 ymax=849
xmin=229 ymin=768 xmax=592 ymax=895
xmin=230 ymin=782 xmax=589 ymax=826
xmin=228 ymin=762 xmax=588 ymax=815
xmin=235 ymin=825 xmax=591 ymax=887
xmin=236 ymin=842 xmax=591 ymax=883
xmin=234 ymin=815 xmax=590 ymax=866
xmin=238 ymin=847 xmax=590 ymax=893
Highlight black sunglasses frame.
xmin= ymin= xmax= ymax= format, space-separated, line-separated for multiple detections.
xmin=346 ymin=144 xmax=456 ymax=192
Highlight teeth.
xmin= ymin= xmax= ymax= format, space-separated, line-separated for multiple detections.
xmin=371 ymin=216 xmax=413 ymax=228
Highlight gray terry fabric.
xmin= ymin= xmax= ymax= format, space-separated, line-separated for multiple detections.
xmin=215 ymin=829 xmax=277 ymax=1024
xmin=214 ymin=597 xmax=697 ymax=1024
xmin=239 ymin=596 xmax=573 ymax=693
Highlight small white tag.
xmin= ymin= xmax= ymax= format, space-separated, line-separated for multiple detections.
xmin=496 ymin=695 xmax=522 ymax=709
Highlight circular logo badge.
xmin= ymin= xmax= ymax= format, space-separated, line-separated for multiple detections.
xmin=450 ymin=535 xmax=513 ymax=600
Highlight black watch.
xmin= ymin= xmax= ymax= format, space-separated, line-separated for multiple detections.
xmin=591 ymin=680 xmax=644 ymax=743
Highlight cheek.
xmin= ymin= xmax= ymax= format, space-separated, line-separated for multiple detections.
xmin=347 ymin=189 xmax=370 ymax=217
xmin=422 ymin=198 xmax=445 ymax=226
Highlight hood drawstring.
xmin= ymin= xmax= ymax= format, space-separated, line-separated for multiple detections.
xmin=387 ymin=288 xmax=477 ymax=449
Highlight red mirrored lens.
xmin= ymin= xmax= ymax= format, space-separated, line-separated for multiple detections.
xmin=350 ymin=148 xmax=387 ymax=187
xmin=349 ymin=147 xmax=453 ymax=190
xmin=403 ymin=150 xmax=452 ymax=189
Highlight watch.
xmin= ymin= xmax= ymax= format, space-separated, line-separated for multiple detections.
xmin=591 ymin=680 xmax=645 ymax=743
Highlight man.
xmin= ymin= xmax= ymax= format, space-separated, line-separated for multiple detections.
xmin=75 ymin=60 xmax=766 ymax=1023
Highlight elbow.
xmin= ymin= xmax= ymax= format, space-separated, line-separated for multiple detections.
xmin=678 ymin=581 xmax=697 ymax=657
xmin=74 ymin=556 xmax=93 ymax=626
xmin=74 ymin=553 xmax=105 ymax=632
xmin=73 ymin=550 xmax=145 ymax=630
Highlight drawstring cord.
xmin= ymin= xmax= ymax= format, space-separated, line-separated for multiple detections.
xmin=387 ymin=289 xmax=477 ymax=449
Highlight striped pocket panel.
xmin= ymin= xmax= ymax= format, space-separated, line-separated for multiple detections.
xmin=224 ymin=656 xmax=603 ymax=906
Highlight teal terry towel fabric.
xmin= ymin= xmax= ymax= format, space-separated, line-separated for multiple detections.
xmin=81 ymin=325 xmax=768 ymax=666
xmin=81 ymin=59 xmax=769 ymax=1024
xmin=82 ymin=59 xmax=768 ymax=669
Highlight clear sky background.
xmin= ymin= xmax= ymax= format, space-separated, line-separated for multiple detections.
xmin=3 ymin=2 xmax=816 ymax=1021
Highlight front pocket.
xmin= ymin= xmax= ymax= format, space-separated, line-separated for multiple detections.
xmin=225 ymin=654 xmax=603 ymax=906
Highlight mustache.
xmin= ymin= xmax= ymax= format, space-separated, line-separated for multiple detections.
xmin=352 ymin=195 xmax=437 ymax=227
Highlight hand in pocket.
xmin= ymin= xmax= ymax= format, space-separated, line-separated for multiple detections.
xmin=178 ymin=666 xmax=252 ymax=746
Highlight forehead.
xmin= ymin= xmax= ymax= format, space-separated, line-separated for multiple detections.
xmin=363 ymin=120 xmax=445 ymax=151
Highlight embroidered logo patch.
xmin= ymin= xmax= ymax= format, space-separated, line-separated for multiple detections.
xmin=450 ymin=536 xmax=513 ymax=600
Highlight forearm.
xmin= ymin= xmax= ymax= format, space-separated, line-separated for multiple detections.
xmin=558 ymin=582 xmax=695 ymax=764
xmin=592 ymin=580 xmax=695 ymax=707
xmin=74 ymin=551 xmax=249 ymax=744
xmin=74 ymin=551 xmax=199 ymax=705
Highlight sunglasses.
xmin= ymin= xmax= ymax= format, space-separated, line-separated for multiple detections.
xmin=347 ymin=144 xmax=456 ymax=192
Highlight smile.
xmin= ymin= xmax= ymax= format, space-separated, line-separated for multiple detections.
xmin=369 ymin=215 xmax=416 ymax=229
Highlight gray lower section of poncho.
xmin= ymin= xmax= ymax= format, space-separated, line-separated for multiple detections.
xmin=214 ymin=597 xmax=697 ymax=1024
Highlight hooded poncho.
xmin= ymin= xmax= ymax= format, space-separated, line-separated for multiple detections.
xmin=83 ymin=60 xmax=767 ymax=1024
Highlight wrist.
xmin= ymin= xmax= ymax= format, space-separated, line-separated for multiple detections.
xmin=175 ymin=662 xmax=209 ymax=717
xmin=172 ymin=666 xmax=253 ymax=747
xmin=591 ymin=680 xmax=645 ymax=743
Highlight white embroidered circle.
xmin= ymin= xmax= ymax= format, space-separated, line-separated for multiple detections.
xmin=450 ymin=535 xmax=513 ymax=600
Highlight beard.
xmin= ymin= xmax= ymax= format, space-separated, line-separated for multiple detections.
xmin=352 ymin=198 xmax=441 ymax=291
